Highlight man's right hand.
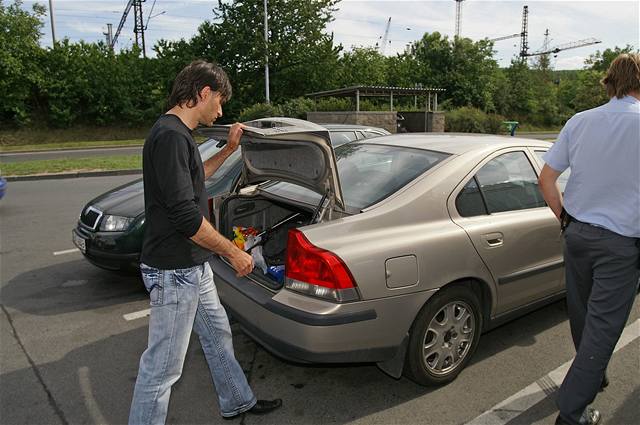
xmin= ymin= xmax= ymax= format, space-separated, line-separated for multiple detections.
xmin=227 ymin=248 xmax=254 ymax=277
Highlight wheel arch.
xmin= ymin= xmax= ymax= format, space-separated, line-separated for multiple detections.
xmin=437 ymin=277 xmax=493 ymax=332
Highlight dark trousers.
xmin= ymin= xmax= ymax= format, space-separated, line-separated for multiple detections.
xmin=556 ymin=221 xmax=639 ymax=424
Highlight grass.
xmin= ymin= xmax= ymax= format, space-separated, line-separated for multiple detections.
xmin=0 ymin=125 xmax=150 ymax=146
xmin=0 ymin=139 xmax=145 ymax=153
xmin=1 ymin=155 xmax=142 ymax=176
xmin=0 ymin=124 xmax=208 ymax=152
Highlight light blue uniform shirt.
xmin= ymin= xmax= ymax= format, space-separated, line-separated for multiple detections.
xmin=544 ymin=95 xmax=640 ymax=238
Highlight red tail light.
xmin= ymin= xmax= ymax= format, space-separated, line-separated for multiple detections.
xmin=285 ymin=229 xmax=359 ymax=302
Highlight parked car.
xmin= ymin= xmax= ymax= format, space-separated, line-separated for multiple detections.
xmin=0 ymin=176 xmax=6 ymax=200
xmin=72 ymin=119 xmax=389 ymax=273
xmin=319 ymin=123 xmax=390 ymax=145
xmin=204 ymin=122 xmax=570 ymax=386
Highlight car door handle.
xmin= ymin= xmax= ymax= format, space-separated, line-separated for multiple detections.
xmin=482 ymin=232 xmax=504 ymax=247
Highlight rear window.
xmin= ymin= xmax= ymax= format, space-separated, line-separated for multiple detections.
xmin=534 ymin=150 xmax=571 ymax=192
xmin=200 ymin=138 xmax=242 ymax=193
xmin=263 ymin=144 xmax=450 ymax=210
xmin=198 ymin=138 xmax=223 ymax=160
xmin=330 ymin=131 xmax=359 ymax=146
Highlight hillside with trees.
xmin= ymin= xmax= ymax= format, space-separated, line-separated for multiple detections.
xmin=1 ymin=0 xmax=635 ymax=135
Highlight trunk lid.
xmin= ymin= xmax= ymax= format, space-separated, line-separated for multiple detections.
xmin=200 ymin=118 xmax=345 ymax=211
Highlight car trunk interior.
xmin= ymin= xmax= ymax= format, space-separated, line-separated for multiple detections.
xmin=219 ymin=194 xmax=314 ymax=290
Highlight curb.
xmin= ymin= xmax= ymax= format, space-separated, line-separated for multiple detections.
xmin=5 ymin=169 xmax=142 ymax=182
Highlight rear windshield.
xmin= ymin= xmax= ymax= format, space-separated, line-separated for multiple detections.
xmin=263 ymin=143 xmax=450 ymax=210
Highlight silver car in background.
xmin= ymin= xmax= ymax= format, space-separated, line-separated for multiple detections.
xmin=207 ymin=118 xmax=566 ymax=386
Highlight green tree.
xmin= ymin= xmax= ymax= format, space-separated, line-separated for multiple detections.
xmin=572 ymin=70 xmax=608 ymax=112
xmin=408 ymin=33 xmax=498 ymax=110
xmin=0 ymin=0 xmax=46 ymax=126
xmin=386 ymin=52 xmax=420 ymax=87
xmin=584 ymin=45 xmax=636 ymax=72
xmin=488 ymin=67 xmax=510 ymax=115
xmin=555 ymin=70 xmax=579 ymax=120
xmin=157 ymin=0 xmax=341 ymax=121
xmin=336 ymin=47 xmax=388 ymax=86
xmin=502 ymin=60 xmax=536 ymax=119
xmin=570 ymin=46 xmax=637 ymax=112
xmin=36 ymin=40 xmax=162 ymax=128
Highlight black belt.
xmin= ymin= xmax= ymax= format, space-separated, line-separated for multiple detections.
xmin=561 ymin=207 xmax=640 ymax=268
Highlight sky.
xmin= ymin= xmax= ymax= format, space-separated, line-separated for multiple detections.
xmin=19 ymin=0 xmax=640 ymax=70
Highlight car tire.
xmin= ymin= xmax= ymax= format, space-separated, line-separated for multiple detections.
xmin=404 ymin=284 xmax=482 ymax=386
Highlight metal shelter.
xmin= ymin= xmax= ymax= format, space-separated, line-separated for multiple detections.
xmin=305 ymin=85 xmax=446 ymax=112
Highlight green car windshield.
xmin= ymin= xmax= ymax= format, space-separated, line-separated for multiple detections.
xmin=263 ymin=143 xmax=450 ymax=210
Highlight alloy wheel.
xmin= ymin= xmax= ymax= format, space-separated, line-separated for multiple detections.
xmin=421 ymin=301 xmax=475 ymax=376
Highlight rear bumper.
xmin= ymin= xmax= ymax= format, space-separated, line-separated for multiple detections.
xmin=209 ymin=256 xmax=436 ymax=364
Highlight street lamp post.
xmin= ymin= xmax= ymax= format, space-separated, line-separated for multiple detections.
xmin=48 ymin=0 xmax=57 ymax=46
xmin=263 ymin=0 xmax=270 ymax=103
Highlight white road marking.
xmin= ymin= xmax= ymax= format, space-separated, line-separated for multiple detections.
xmin=123 ymin=308 xmax=151 ymax=321
xmin=466 ymin=319 xmax=640 ymax=425
xmin=53 ymin=248 xmax=80 ymax=256
xmin=78 ymin=366 xmax=108 ymax=425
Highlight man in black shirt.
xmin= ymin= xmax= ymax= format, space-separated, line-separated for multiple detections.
xmin=129 ymin=61 xmax=282 ymax=425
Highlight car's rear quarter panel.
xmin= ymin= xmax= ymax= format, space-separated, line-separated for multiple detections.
xmin=301 ymin=155 xmax=496 ymax=318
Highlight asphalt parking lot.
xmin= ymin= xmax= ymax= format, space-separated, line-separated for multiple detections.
xmin=1 ymin=175 xmax=638 ymax=425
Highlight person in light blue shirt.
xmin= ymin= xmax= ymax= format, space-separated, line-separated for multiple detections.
xmin=539 ymin=53 xmax=640 ymax=425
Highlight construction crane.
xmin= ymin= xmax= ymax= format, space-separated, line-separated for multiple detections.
xmin=487 ymin=5 xmax=600 ymax=63
xmin=488 ymin=33 xmax=521 ymax=43
xmin=487 ymin=5 xmax=528 ymax=45
xmin=111 ymin=0 xmax=147 ymax=58
xmin=527 ymin=38 xmax=602 ymax=57
xmin=455 ymin=0 xmax=464 ymax=38
xmin=519 ymin=5 xmax=529 ymax=60
xmin=376 ymin=17 xmax=391 ymax=55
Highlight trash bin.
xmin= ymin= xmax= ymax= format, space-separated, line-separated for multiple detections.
xmin=503 ymin=121 xmax=519 ymax=137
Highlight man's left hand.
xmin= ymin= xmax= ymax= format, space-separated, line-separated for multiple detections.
xmin=224 ymin=123 xmax=245 ymax=153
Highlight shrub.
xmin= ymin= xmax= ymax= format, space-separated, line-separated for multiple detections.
xmin=278 ymin=97 xmax=315 ymax=119
xmin=484 ymin=113 xmax=506 ymax=134
xmin=314 ymin=97 xmax=353 ymax=111
xmin=445 ymin=107 xmax=506 ymax=134
xmin=238 ymin=103 xmax=282 ymax=122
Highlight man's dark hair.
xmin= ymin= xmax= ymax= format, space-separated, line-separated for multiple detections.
xmin=167 ymin=60 xmax=232 ymax=109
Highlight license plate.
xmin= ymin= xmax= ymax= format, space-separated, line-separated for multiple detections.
xmin=72 ymin=231 xmax=86 ymax=253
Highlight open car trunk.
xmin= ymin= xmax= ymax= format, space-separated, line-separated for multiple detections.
xmin=207 ymin=118 xmax=349 ymax=290
xmin=219 ymin=194 xmax=315 ymax=290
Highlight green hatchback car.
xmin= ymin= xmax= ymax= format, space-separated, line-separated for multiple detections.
xmin=72 ymin=120 xmax=389 ymax=273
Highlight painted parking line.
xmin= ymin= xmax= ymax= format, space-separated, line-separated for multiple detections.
xmin=466 ymin=318 xmax=640 ymax=425
xmin=53 ymin=248 xmax=80 ymax=256
xmin=78 ymin=366 xmax=108 ymax=424
xmin=123 ymin=308 xmax=151 ymax=321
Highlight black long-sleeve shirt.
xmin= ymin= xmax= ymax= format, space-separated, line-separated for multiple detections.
xmin=140 ymin=114 xmax=212 ymax=269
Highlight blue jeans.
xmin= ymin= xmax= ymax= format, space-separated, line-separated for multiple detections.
xmin=128 ymin=262 xmax=256 ymax=424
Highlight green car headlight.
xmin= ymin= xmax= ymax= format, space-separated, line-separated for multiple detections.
xmin=100 ymin=215 xmax=134 ymax=232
